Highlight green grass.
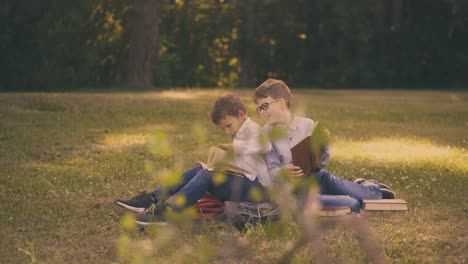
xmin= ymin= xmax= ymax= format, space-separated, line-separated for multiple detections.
xmin=0 ymin=89 xmax=467 ymax=263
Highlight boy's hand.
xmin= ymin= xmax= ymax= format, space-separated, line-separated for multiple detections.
xmin=217 ymin=143 xmax=233 ymax=150
xmin=282 ymin=164 xmax=304 ymax=179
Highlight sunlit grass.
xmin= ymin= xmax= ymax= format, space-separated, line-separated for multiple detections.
xmin=0 ymin=89 xmax=467 ymax=263
xmin=101 ymin=133 xmax=148 ymax=150
xmin=158 ymin=89 xmax=224 ymax=100
xmin=333 ymin=137 xmax=468 ymax=173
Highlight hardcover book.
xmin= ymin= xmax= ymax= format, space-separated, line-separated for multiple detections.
xmin=362 ymin=199 xmax=408 ymax=211
xmin=291 ymin=121 xmax=327 ymax=173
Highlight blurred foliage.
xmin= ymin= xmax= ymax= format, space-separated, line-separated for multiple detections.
xmin=1 ymin=0 xmax=467 ymax=90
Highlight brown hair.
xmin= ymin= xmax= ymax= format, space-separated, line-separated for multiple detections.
xmin=253 ymin=79 xmax=291 ymax=108
xmin=211 ymin=93 xmax=246 ymax=124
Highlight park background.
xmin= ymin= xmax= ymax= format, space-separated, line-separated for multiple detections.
xmin=1 ymin=0 xmax=467 ymax=263
xmin=1 ymin=0 xmax=468 ymax=91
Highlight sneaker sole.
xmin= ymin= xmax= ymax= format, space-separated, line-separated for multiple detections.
xmin=135 ymin=220 xmax=168 ymax=226
xmin=115 ymin=201 xmax=146 ymax=213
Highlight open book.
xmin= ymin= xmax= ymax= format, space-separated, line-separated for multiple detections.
xmin=362 ymin=199 xmax=408 ymax=211
xmin=290 ymin=121 xmax=328 ymax=173
xmin=198 ymin=146 xmax=248 ymax=177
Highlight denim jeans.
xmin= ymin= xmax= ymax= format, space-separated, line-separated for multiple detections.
xmin=310 ymin=169 xmax=382 ymax=212
xmin=151 ymin=165 xmax=204 ymax=202
xmin=152 ymin=165 xmax=269 ymax=210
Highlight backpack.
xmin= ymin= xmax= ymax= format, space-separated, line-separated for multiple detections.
xmin=223 ymin=201 xmax=280 ymax=229
xmin=193 ymin=199 xmax=280 ymax=229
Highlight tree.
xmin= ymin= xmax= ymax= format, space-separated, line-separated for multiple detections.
xmin=236 ymin=0 xmax=256 ymax=87
xmin=127 ymin=0 xmax=162 ymax=87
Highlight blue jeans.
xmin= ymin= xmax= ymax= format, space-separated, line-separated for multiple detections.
xmin=151 ymin=165 xmax=205 ymax=202
xmin=152 ymin=165 xmax=269 ymax=210
xmin=310 ymin=170 xmax=382 ymax=212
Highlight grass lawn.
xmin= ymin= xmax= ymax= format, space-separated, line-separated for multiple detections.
xmin=0 ymin=89 xmax=467 ymax=263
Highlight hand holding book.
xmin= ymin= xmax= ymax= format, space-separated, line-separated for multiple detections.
xmin=281 ymin=164 xmax=304 ymax=179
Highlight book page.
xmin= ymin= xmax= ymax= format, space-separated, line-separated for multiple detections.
xmin=198 ymin=146 xmax=248 ymax=177
xmin=207 ymin=146 xmax=227 ymax=168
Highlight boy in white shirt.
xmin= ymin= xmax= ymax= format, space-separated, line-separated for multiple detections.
xmin=253 ymin=79 xmax=395 ymax=212
xmin=116 ymin=93 xmax=271 ymax=224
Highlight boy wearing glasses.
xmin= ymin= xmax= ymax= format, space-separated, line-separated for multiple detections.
xmin=254 ymin=79 xmax=395 ymax=212
xmin=116 ymin=93 xmax=271 ymax=225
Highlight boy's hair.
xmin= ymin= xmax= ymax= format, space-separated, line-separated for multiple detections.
xmin=211 ymin=93 xmax=247 ymax=124
xmin=253 ymin=79 xmax=291 ymax=108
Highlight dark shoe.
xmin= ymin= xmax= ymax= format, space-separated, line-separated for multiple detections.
xmin=135 ymin=202 xmax=169 ymax=226
xmin=356 ymin=179 xmax=396 ymax=199
xmin=115 ymin=191 xmax=156 ymax=213
xmin=380 ymin=187 xmax=396 ymax=199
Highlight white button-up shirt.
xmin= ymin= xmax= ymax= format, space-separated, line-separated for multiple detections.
xmin=232 ymin=118 xmax=272 ymax=186
xmin=263 ymin=116 xmax=329 ymax=179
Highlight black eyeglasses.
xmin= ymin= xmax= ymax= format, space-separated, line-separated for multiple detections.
xmin=256 ymin=100 xmax=277 ymax=113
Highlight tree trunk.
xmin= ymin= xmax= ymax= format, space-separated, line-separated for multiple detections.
xmin=391 ymin=0 xmax=402 ymax=31
xmin=237 ymin=0 xmax=255 ymax=88
xmin=127 ymin=0 xmax=162 ymax=87
xmin=448 ymin=0 xmax=464 ymax=39
xmin=372 ymin=0 xmax=386 ymax=33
